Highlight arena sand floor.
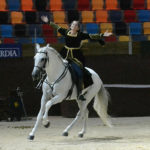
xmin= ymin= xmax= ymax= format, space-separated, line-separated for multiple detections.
xmin=0 ymin=116 xmax=150 ymax=150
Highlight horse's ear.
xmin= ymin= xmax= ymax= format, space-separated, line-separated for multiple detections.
xmin=46 ymin=43 xmax=50 ymax=48
xmin=36 ymin=43 xmax=40 ymax=52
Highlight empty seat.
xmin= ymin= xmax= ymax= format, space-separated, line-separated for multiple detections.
xmin=105 ymin=0 xmax=119 ymax=10
xmin=0 ymin=25 xmax=13 ymax=37
xmin=137 ymin=10 xmax=150 ymax=22
xmin=50 ymin=0 xmax=63 ymax=11
xmin=53 ymin=11 xmax=66 ymax=23
xmin=21 ymin=0 xmax=35 ymax=11
xmin=35 ymin=0 xmax=47 ymax=11
xmin=32 ymin=37 xmax=45 ymax=44
xmin=67 ymin=10 xmax=79 ymax=23
xmin=132 ymin=36 xmax=147 ymax=42
xmin=63 ymin=0 xmax=76 ymax=10
xmin=119 ymin=0 xmax=131 ymax=10
xmin=143 ymin=22 xmax=150 ymax=34
xmin=0 ymin=0 xmax=7 ymax=11
xmin=81 ymin=11 xmax=94 ymax=23
xmin=86 ymin=23 xmax=99 ymax=34
xmin=100 ymin=23 xmax=113 ymax=33
xmin=14 ymin=24 xmax=26 ymax=37
xmin=11 ymin=11 xmax=24 ymax=24
xmin=124 ymin=10 xmax=137 ymax=23
xmin=45 ymin=37 xmax=57 ymax=44
xmin=3 ymin=38 xmax=15 ymax=44
xmin=77 ymin=0 xmax=90 ymax=11
xmin=91 ymin=0 xmax=104 ymax=10
xmin=7 ymin=0 xmax=20 ymax=11
xmin=95 ymin=10 xmax=108 ymax=23
xmin=109 ymin=10 xmax=122 ymax=22
xmin=28 ymin=24 xmax=42 ymax=37
xmin=118 ymin=36 xmax=129 ymax=41
xmin=0 ymin=12 xmax=9 ymax=24
xmin=129 ymin=23 xmax=142 ymax=35
xmin=104 ymin=36 xmax=117 ymax=42
xmin=18 ymin=38 xmax=30 ymax=44
xmin=115 ymin=22 xmax=128 ymax=35
xmin=147 ymin=0 xmax=150 ymax=9
xmin=24 ymin=11 xmax=37 ymax=24
xmin=133 ymin=0 xmax=145 ymax=10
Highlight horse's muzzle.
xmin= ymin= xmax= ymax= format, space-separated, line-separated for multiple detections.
xmin=32 ymin=69 xmax=40 ymax=81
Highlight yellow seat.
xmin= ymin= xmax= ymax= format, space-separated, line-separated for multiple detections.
xmin=91 ymin=0 xmax=104 ymax=10
xmin=11 ymin=11 xmax=24 ymax=24
xmin=81 ymin=11 xmax=94 ymax=23
xmin=21 ymin=0 xmax=34 ymax=11
xmin=100 ymin=23 xmax=113 ymax=33
xmin=119 ymin=36 xmax=129 ymax=41
xmin=105 ymin=0 xmax=119 ymax=10
xmin=53 ymin=11 xmax=66 ymax=23
xmin=0 ymin=0 xmax=7 ymax=11
xmin=96 ymin=10 xmax=108 ymax=23
xmin=57 ymin=24 xmax=68 ymax=37
xmin=143 ymin=22 xmax=150 ymax=34
xmin=50 ymin=0 xmax=63 ymax=11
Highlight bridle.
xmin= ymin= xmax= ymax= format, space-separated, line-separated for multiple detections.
xmin=34 ymin=51 xmax=49 ymax=72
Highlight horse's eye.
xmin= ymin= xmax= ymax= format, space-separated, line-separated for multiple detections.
xmin=41 ymin=58 xmax=46 ymax=62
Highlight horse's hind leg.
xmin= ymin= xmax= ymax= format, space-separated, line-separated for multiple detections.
xmin=62 ymin=101 xmax=86 ymax=136
xmin=78 ymin=108 xmax=89 ymax=138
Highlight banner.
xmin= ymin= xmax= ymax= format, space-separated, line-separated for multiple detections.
xmin=0 ymin=44 xmax=22 ymax=58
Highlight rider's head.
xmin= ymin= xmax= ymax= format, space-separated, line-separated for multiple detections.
xmin=70 ymin=21 xmax=80 ymax=32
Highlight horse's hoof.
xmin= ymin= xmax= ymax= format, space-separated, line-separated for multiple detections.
xmin=78 ymin=133 xmax=84 ymax=138
xmin=62 ymin=132 xmax=68 ymax=136
xmin=28 ymin=135 xmax=34 ymax=140
xmin=44 ymin=121 xmax=50 ymax=128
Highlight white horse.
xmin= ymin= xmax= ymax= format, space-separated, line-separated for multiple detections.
xmin=29 ymin=44 xmax=112 ymax=140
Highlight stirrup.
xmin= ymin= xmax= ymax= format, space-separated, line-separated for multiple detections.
xmin=78 ymin=94 xmax=86 ymax=101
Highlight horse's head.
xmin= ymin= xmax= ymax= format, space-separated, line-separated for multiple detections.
xmin=32 ymin=43 xmax=49 ymax=81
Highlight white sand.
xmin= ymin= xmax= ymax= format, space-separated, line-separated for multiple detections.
xmin=1 ymin=116 xmax=150 ymax=150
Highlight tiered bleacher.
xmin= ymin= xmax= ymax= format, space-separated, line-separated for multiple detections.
xmin=0 ymin=0 xmax=150 ymax=44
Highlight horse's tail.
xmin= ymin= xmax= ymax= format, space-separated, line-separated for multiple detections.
xmin=93 ymin=84 xmax=112 ymax=128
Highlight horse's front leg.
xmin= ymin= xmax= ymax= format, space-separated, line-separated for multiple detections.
xmin=42 ymin=95 xmax=64 ymax=126
xmin=28 ymin=94 xmax=47 ymax=140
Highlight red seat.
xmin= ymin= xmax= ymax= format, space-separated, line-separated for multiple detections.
xmin=133 ymin=0 xmax=145 ymax=9
xmin=3 ymin=38 xmax=15 ymax=44
xmin=124 ymin=10 xmax=137 ymax=23
xmin=42 ymin=24 xmax=54 ymax=37
xmin=77 ymin=0 xmax=90 ymax=11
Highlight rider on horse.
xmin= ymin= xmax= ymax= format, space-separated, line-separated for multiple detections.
xmin=41 ymin=16 xmax=112 ymax=101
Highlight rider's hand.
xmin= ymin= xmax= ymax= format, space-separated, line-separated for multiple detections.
xmin=103 ymin=30 xmax=112 ymax=37
xmin=41 ymin=16 xmax=49 ymax=23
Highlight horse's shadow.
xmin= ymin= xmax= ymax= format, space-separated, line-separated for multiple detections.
xmin=57 ymin=136 xmax=123 ymax=145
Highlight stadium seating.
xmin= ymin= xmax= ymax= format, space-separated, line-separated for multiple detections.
xmin=147 ymin=0 xmax=150 ymax=9
xmin=32 ymin=37 xmax=45 ymax=44
xmin=137 ymin=10 xmax=150 ymax=22
xmin=53 ymin=11 xmax=66 ymax=23
xmin=143 ymin=22 xmax=150 ymax=34
xmin=28 ymin=24 xmax=42 ymax=37
xmin=105 ymin=0 xmax=119 ymax=10
xmin=81 ymin=11 xmax=94 ymax=23
xmin=24 ymin=11 xmax=37 ymax=24
xmin=100 ymin=23 xmax=113 ymax=33
xmin=63 ymin=0 xmax=76 ymax=10
xmin=77 ymin=0 xmax=90 ymax=11
xmin=14 ymin=24 xmax=26 ymax=37
xmin=124 ymin=10 xmax=137 ymax=22
xmin=11 ymin=11 xmax=24 ymax=24
xmin=0 ymin=25 xmax=13 ymax=37
xmin=91 ymin=0 xmax=104 ymax=10
xmin=21 ymin=0 xmax=35 ymax=11
xmin=0 ymin=0 xmax=7 ymax=11
xmin=129 ymin=23 xmax=142 ymax=35
xmin=115 ymin=22 xmax=128 ymax=35
xmin=132 ymin=0 xmax=145 ymax=10
xmin=118 ymin=36 xmax=129 ymax=41
xmin=7 ymin=0 xmax=20 ymax=11
xmin=3 ymin=38 xmax=15 ymax=44
xmin=109 ymin=11 xmax=122 ymax=22
xmin=0 ymin=12 xmax=9 ymax=24
xmin=86 ymin=23 xmax=99 ymax=34
xmin=50 ymin=0 xmax=63 ymax=11
xmin=35 ymin=0 xmax=47 ymax=11
xmin=119 ymin=0 xmax=131 ymax=10
xmin=67 ymin=10 xmax=79 ymax=23
xmin=95 ymin=10 xmax=108 ymax=22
